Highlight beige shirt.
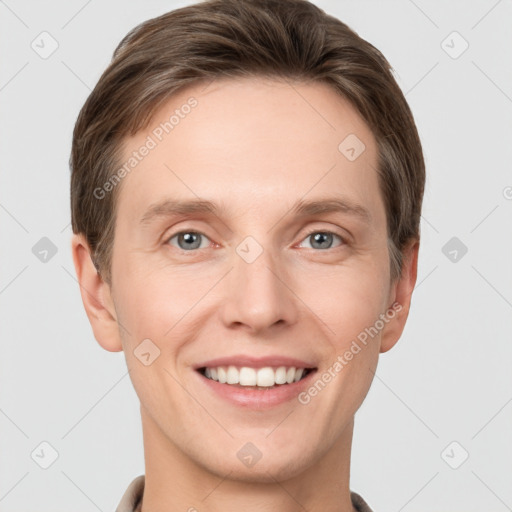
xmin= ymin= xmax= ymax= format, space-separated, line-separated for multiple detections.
xmin=115 ymin=475 xmax=375 ymax=512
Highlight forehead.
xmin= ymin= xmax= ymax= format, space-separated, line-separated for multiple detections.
xmin=115 ymin=76 xmax=383 ymax=226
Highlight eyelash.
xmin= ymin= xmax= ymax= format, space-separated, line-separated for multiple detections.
xmin=165 ymin=228 xmax=346 ymax=253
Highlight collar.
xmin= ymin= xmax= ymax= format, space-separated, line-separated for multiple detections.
xmin=115 ymin=474 xmax=375 ymax=512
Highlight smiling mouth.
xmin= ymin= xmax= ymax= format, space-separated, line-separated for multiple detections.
xmin=197 ymin=365 xmax=317 ymax=389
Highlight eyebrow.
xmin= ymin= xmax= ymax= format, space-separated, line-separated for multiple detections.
xmin=140 ymin=197 xmax=372 ymax=226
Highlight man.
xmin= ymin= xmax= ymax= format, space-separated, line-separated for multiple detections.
xmin=70 ymin=0 xmax=425 ymax=510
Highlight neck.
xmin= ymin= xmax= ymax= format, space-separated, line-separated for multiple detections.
xmin=139 ymin=406 xmax=356 ymax=512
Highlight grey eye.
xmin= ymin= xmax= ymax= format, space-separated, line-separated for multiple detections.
xmin=301 ymin=232 xmax=343 ymax=250
xmin=168 ymin=232 xmax=210 ymax=251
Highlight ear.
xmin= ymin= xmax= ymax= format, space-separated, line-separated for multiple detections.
xmin=71 ymin=233 xmax=123 ymax=352
xmin=380 ymin=239 xmax=420 ymax=353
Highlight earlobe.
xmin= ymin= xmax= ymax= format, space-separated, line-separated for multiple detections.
xmin=380 ymin=239 xmax=420 ymax=353
xmin=71 ymin=233 xmax=123 ymax=353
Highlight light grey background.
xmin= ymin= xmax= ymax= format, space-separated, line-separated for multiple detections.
xmin=1 ymin=0 xmax=511 ymax=510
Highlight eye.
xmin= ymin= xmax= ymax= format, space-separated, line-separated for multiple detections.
xmin=298 ymin=230 xmax=344 ymax=250
xmin=166 ymin=231 xmax=211 ymax=251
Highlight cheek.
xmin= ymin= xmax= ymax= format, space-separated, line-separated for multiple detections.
xmin=296 ymin=264 xmax=390 ymax=347
xmin=112 ymin=269 xmax=195 ymax=419
xmin=111 ymin=250 xmax=185 ymax=330
xmin=113 ymin=255 xmax=390 ymax=343
xmin=112 ymin=261 xmax=215 ymax=374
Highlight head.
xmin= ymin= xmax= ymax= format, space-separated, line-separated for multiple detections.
xmin=71 ymin=0 xmax=424 ymax=483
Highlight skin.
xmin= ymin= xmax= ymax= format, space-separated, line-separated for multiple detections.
xmin=72 ymin=76 xmax=419 ymax=512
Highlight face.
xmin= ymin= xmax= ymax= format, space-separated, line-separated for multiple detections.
xmin=90 ymin=76 xmax=415 ymax=482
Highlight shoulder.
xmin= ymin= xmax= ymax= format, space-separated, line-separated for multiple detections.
xmin=115 ymin=475 xmax=145 ymax=512
xmin=350 ymin=490 xmax=375 ymax=512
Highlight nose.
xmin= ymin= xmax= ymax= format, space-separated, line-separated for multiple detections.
xmin=219 ymin=242 xmax=299 ymax=335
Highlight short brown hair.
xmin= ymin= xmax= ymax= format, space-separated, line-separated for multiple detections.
xmin=70 ymin=0 xmax=425 ymax=284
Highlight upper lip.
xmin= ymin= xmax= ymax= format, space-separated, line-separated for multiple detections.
xmin=194 ymin=355 xmax=318 ymax=370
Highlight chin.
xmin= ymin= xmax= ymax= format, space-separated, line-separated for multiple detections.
xmin=194 ymin=440 xmax=315 ymax=484
xmin=209 ymin=457 xmax=308 ymax=484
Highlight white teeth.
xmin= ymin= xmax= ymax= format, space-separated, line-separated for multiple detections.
xmin=256 ymin=367 xmax=275 ymax=387
xmin=217 ymin=367 xmax=227 ymax=384
xmin=275 ymin=366 xmax=287 ymax=384
xmin=239 ymin=367 xmax=257 ymax=386
xmin=202 ymin=365 xmax=309 ymax=387
xmin=226 ymin=365 xmax=240 ymax=384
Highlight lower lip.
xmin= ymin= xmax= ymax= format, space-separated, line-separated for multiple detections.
xmin=195 ymin=369 xmax=317 ymax=410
